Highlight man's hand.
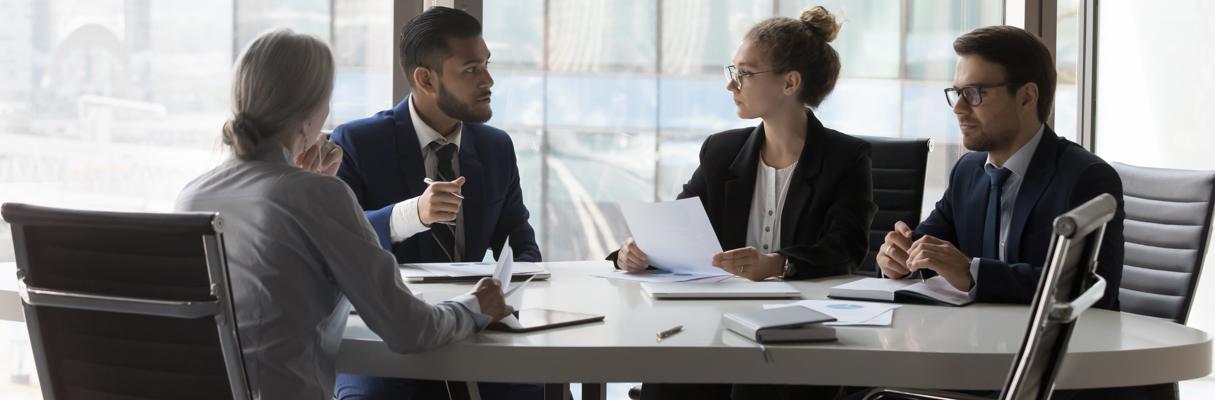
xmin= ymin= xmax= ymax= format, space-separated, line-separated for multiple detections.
xmin=907 ymin=235 xmax=973 ymax=291
xmin=616 ymin=238 xmax=650 ymax=273
xmin=876 ymin=221 xmax=915 ymax=279
xmin=712 ymin=247 xmax=786 ymax=281
xmin=472 ymin=278 xmax=514 ymax=321
xmin=418 ymin=177 xmax=465 ymax=226
xmin=295 ymin=139 xmax=343 ymax=176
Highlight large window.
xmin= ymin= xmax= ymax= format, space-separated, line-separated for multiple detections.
xmin=0 ymin=1 xmax=391 ymax=396
xmin=484 ymin=0 xmax=1006 ymax=261
xmin=1090 ymin=2 xmax=1215 ymax=396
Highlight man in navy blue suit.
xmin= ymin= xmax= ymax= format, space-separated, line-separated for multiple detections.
xmin=876 ymin=25 xmax=1122 ymax=310
xmin=330 ymin=6 xmax=541 ymax=400
xmin=874 ymin=25 xmax=1133 ymax=399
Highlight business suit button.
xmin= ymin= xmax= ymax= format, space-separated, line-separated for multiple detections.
xmin=763 ymin=245 xmax=769 ymax=250
xmin=768 ymin=210 xmax=773 ymax=216
xmin=765 ymin=227 xmax=771 ymax=232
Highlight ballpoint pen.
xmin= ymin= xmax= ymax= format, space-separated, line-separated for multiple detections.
xmin=423 ymin=177 xmax=462 ymax=225
xmin=656 ymin=325 xmax=683 ymax=341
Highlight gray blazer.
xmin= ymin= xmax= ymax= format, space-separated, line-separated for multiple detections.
xmin=176 ymin=142 xmax=486 ymax=399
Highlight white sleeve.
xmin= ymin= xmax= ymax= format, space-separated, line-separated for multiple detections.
xmin=389 ymin=196 xmax=430 ymax=243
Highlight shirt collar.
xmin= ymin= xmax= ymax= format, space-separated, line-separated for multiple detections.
xmin=986 ymin=124 xmax=1045 ymax=179
xmin=408 ymin=95 xmax=462 ymax=151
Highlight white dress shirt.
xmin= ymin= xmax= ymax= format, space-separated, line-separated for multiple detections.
xmin=388 ymin=96 xmax=466 ymax=260
xmin=967 ymin=125 xmax=1045 ymax=297
xmin=176 ymin=142 xmax=487 ymax=399
xmin=746 ymin=158 xmax=798 ymax=254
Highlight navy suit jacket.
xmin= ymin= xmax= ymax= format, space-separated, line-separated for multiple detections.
xmin=916 ymin=127 xmax=1123 ymax=310
xmin=330 ymin=100 xmax=541 ymax=263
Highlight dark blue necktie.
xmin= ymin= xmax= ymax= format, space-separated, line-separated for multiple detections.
xmin=983 ymin=166 xmax=1012 ymax=260
xmin=429 ymin=141 xmax=459 ymax=262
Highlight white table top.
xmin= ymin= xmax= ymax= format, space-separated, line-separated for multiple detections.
xmin=3 ymin=261 xmax=1210 ymax=390
xmin=338 ymin=261 xmax=1211 ymax=390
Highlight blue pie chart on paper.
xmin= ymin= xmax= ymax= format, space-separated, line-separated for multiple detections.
xmin=827 ymin=303 xmax=864 ymax=310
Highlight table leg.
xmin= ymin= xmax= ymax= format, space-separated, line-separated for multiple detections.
xmin=544 ymin=383 xmax=570 ymax=400
xmin=581 ymin=382 xmax=605 ymax=400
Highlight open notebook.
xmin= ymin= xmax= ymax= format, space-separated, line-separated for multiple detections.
xmin=827 ymin=276 xmax=974 ymax=306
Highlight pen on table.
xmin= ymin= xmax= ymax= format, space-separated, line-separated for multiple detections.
xmin=656 ymin=325 xmax=683 ymax=342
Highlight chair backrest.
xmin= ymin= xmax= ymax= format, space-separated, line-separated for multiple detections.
xmin=1000 ymin=193 xmax=1116 ymax=400
xmin=1112 ymin=162 xmax=1215 ymax=324
xmin=857 ymin=136 xmax=932 ymax=276
xmin=1 ymin=203 xmax=250 ymax=400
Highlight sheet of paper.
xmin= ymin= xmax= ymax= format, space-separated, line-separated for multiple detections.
xmin=492 ymin=241 xmax=515 ymax=292
xmin=831 ymin=277 xmax=918 ymax=293
xmin=405 ymin=261 xmax=544 ymax=277
xmin=617 ymin=198 xmax=729 ymax=276
xmin=591 ymin=270 xmax=723 ymax=283
xmin=765 ymin=300 xmax=900 ymax=326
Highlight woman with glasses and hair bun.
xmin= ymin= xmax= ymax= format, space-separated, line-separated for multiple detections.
xmin=610 ymin=6 xmax=875 ymax=399
xmin=175 ymin=29 xmax=512 ymax=399
xmin=612 ymin=6 xmax=874 ymax=288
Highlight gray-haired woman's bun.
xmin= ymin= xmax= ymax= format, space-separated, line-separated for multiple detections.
xmin=221 ymin=113 xmax=263 ymax=159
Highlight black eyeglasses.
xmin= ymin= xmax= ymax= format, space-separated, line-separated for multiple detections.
xmin=724 ymin=65 xmax=774 ymax=89
xmin=944 ymin=82 xmax=1008 ymax=107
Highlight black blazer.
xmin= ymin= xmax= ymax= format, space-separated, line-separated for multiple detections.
xmin=916 ymin=127 xmax=1123 ymax=310
xmin=612 ymin=112 xmax=876 ymax=280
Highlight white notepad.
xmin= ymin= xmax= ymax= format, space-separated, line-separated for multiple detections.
xmin=828 ymin=276 xmax=973 ymax=306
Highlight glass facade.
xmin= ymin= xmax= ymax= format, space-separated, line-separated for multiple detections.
xmin=484 ymin=0 xmax=1006 ymax=261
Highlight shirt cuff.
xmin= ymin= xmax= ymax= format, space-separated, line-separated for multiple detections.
xmin=449 ymin=293 xmax=492 ymax=330
xmin=389 ymin=197 xmax=429 ymax=243
xmin=967 ymin=257 xmax=981 ymax=300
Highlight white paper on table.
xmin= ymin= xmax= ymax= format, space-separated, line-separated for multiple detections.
xmin=765 ymin=300 xmax=901 ymax=326
xmin=492 ymin=240 xmax=515 ymax=293
xmin=408 ymin=261 xmax=544 ymax=277
xmin=617 ymin=198 xmax=729 ymax=276
xmin=591 ymin=270 xmax=723 ymax=283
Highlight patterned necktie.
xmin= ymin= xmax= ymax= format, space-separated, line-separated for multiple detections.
xmin=429 ymin=141 xmax=459 ymax=262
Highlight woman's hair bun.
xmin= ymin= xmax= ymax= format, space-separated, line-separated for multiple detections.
xmin=800 ymin=6 xmax=841 ymax=43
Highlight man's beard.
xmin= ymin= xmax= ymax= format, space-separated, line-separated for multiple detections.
xmin=437 ymin=85 xmax=492 ymax=123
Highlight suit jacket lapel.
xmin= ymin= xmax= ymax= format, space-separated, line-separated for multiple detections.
xmin=963 ymin=170 xmax=991 ymax=257
xmin=394 ymin=100 xmax=429 ymax=197
xmin=1007 ymin=128 xmax=1060 ymax=260
xmin=458 ymin=128 xmax=486 ymax=261
xmin=722 ymin=126 xmax=762 ymax=250
xmin=779 ymin=112 xmax=823 ymax=247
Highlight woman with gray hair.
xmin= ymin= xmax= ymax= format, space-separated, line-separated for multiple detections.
xmin=176 ymin=29 xmax=512 ymax=399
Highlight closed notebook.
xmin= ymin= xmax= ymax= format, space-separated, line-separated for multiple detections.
xmin=828 ymin=276 xmax=973 ymax=306
xmin=722 ymin=306 xmax=837 ymax=343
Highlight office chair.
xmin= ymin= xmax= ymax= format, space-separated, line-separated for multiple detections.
xmin=2 ymin=203 xmax=251 ymax=400
xmin=1111 ymin=162 xmax=1215 ymax=400
xmin=863 ymin=193 xmax=1118 ymax=400
xmin=857 ymin=136 xmax=932 ymax=276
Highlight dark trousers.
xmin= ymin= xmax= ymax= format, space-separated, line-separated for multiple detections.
xmin=334 ymin=373 xmax=543 ymax=400
xmin=641 ymin=383 xmax=845 ymax=400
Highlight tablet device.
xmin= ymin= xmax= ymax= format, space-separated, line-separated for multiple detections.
xmin=487 ymin=309 xmax=605 ymax=333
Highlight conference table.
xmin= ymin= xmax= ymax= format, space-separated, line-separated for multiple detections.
xmin=2 ymin=261 xmax=1211 ymax=399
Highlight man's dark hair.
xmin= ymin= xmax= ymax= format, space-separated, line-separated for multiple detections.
xmin=953 ymin=25 xmax=1056 ymax=122
xmin=399 ymin=6 xmax=482 ymax=87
